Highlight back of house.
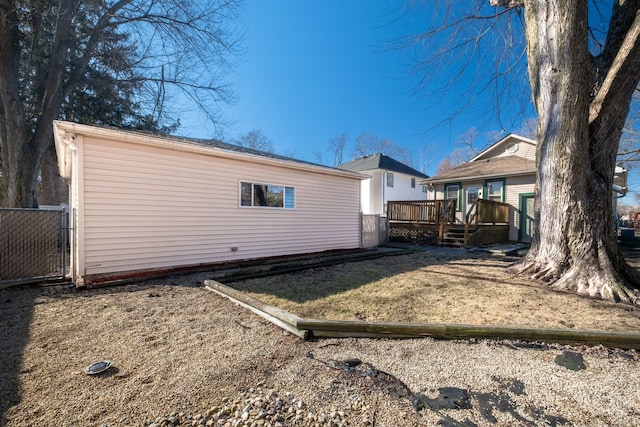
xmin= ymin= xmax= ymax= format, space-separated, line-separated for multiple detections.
xmin=423 ymin=134 xmax=537 ymax=242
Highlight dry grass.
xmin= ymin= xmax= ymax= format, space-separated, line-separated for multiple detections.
xmin=228 ymin=247 xmax=640 ymax=332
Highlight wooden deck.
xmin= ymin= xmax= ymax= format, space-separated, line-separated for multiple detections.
xmin=387 ymin=199 xmax=510 ymax=247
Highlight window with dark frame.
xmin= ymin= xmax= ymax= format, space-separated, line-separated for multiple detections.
xmin=411 ymin=177 xmax=416 ymax=188
xmin=387 ymin=173 xmax=394 ymax=187
xmin=240 ymin=182 xmax=295 ymax=209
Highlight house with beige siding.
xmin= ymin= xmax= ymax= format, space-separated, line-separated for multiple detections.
xmin=54 ymin=121 xmax=365 ymax=286
xmin=422 ymin=134 xmax=627 ymax=243
xmin=338 ymin=153 xmax=429 ymax=216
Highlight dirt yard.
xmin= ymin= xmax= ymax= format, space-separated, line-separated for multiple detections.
xmin=1 ymin=246 xmax=640 ymax=427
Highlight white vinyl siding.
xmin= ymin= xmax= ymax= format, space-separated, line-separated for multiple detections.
xmin=357 ymin=169 xmax=427 ymax=215
xmin=78 ymin=136 xmax=361 ymax=277
xmin=474 ymin=136 xmax=537 ymax=162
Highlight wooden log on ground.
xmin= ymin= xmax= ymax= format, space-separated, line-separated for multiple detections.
xmin=297 ymin=319 xmax=640 ymax=349
xmin=204 ymin=280 xmax=309 ymax=339
xmin=204 ymin=280 xmax=640 ymax=349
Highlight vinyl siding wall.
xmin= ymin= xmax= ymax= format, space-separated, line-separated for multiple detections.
xmin=77 ymin=136 xmax=362 ymax=277
xmin=359 ymin=169 xmax=427 ymax=216
xmin=475 ymin=137 xmax=537 ymax=162
xmin=383 ymin=171 xmax=428 ymax=204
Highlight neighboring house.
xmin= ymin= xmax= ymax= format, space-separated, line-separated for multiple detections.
xmin=53 ymin=121 xmax=366 ymax=286
xmin=338 ymin=153 xmax=429 ymax=216
xmin=422 ymin=133 xmax=628 ymax=243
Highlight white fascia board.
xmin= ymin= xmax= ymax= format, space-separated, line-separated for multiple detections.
xmin=53 ymin=121 xmax=76 ymax=179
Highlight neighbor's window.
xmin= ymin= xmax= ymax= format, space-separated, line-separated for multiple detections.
xmin=387 ymin=173 xmax=394 ymax=187
xmin=240 ymin=182 xmax=295 ymax=209
xmin=422 ymin=185 xmax=428 ymax=193
xmin=486 ymin=180 xmax=504 ymax=202
xmin=411 ymin=178 xmax=416 ymax=188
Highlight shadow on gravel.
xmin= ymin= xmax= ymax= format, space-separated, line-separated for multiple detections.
xmin=310 ymin=353 xmax=570 ymax=426
xmin=0 ymin=285 xmax=40 ymax=425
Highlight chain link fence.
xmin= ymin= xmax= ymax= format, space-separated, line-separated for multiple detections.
xmin=0 ymin=208 xmax=68 ymax=284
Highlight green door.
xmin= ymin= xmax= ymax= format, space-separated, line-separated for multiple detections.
xmin=519 ymin=193 xmax=535 ymax=242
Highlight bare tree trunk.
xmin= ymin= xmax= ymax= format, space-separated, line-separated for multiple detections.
xmin=38 ymin=146 xmax=68 ymax=206
xmin=2 ymin=128 xmax=53 ymax=208
xmin=515 ymin=0 xmax=640 ymax=303
xmin=3 ymin=145 xmax=39 ymax=208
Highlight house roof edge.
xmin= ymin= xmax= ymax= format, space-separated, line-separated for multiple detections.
xmin=52 ymin=121 xmax=368 ymax=181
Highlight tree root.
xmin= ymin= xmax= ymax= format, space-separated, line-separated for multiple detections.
xmin=511 ymin=256 xmax=640 ymax=305
xmin=510 ymin=259 xmax=559 ymax=283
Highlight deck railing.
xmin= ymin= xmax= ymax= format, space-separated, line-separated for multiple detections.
xmin=387 ymin=199 xmax=456 ymax=224
xmin=464 ymin=199 xmax=510 ymax=246
xmin=465 ymin=199 xmax=510 ymax=226
xmin=388 ymin=199 xmax=510 ymax=247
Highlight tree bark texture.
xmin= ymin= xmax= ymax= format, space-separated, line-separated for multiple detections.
xmin=518 ymin=0 xmax=640 ymax=303
xmin=38 ymin=146 xmax=68 ymax=205
xmin=0 ymin=0 xmax=75 ymax=207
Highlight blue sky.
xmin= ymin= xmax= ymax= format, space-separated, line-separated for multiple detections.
xmin=180 ymin=1 xmax=496 ymax=170
xmin=180 ymin=1 xmax=639 ymax=205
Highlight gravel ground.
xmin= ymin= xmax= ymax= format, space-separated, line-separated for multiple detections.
xmin=2 ymin=275 xmax=640 ymax=427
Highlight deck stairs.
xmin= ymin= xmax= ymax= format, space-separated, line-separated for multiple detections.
xmin=440 ymin=225 xmax=476 ymax=247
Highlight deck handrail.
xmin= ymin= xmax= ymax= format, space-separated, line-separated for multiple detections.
xmin=388 ymin=199 xmax=508 ymax=224
xmin=476 ymin=199 xmax=510 ymax=225
xmin=388 ymin=199 xmax=511 ymax=247
xmin=464 ymin=202 xmax=478 ymax=246
xmin=387 ymin=200 xmax=450 ymax=223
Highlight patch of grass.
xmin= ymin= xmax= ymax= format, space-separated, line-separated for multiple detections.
xmin=226 ymin=250 xmax=640 ymax=332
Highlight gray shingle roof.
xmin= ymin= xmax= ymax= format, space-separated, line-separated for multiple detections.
xmin=424 ymin=155 xmax=536 ymax=183
xmin=337 ymin=153 xmax=429 ymax=178
xmin=157 ymin=134 xmax=330 ymax=167
xmin=76 ymin=122 xmax=330 ymax=169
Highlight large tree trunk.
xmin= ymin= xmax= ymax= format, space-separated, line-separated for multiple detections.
xmin=2 ymin=140 xmax=40 ymax=208
xmin=0 ymin=0 xmax=33 ymax=207
xmin=515 ymin=0 xmax=640 ymax=303
xmin=38 ymin=145 xmax=68 ymax=206
xmin=1 ymin=128 xmax=54 ymax=208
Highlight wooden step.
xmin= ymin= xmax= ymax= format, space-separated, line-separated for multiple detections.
xmin=439 ymin=224 xmax=477 ymax=247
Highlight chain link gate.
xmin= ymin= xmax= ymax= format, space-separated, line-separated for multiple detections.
xmin=0 ymin=208 xmax=68 ymax=285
